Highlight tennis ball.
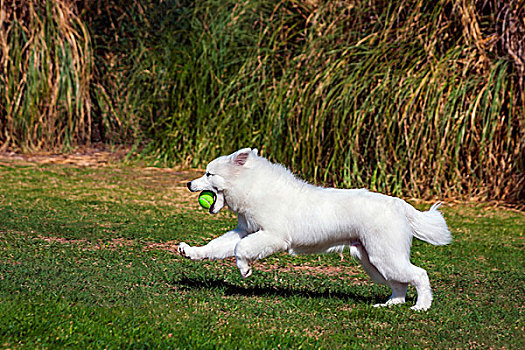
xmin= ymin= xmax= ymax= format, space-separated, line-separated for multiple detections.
xmin=198 ymin=191 xmax=215 ymax=209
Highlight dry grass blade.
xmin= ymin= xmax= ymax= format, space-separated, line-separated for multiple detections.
xmin=0 ymin=0 xmax=93 ymax=152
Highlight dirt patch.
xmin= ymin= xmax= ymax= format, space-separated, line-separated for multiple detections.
xmin=253 ymin=261 xmax=366 ymax=280
xmin=260 ymin=263 xmax=362 ymax=277
xmin=0 ymin=145 xmax=130 ymax=167
xmin=34 ymin=235 xmax=180 ymax=253
xmin=144 ymin=241 xmax=181 ymax=253
xmin=37 ymin=235 xmax=91 ymax=247
xmin=208 ymin=257 xmax=367 ymax=281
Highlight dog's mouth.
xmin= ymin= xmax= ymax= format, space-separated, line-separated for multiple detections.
xmin=187 ymin=180 xmax=225 ymax=214
xmin=209 ymin=191 xmax=225 ymax=214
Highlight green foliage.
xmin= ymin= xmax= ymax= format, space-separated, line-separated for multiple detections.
xmin=89 ymin=0 xmax=524 ymax=202
xmin=0 ymin=161 xmax=523 ymax=348
xmin=1 ymin=0 xmax=524 ymax=202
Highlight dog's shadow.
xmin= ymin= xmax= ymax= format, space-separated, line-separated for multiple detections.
xmin=173 ymin=275 xmax=386 ymax=305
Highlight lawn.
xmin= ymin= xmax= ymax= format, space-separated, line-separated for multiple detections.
xmin=0 ymin=157 xmax=523 ymax=349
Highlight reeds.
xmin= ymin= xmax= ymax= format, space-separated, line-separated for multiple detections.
xmin=1 ymin=0 xmax=523 ymax=202
xmin=105 ymin=0 xmax=521 ymax=202
xmin=0 ymin=0 xmax=92 ymax=151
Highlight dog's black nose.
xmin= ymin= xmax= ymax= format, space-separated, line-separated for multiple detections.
xmin=187 ymin=182 xmax=192 ymax=191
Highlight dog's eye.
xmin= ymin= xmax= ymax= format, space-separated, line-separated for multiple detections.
xmin=206 ymin=172 xmax=214 ymax=177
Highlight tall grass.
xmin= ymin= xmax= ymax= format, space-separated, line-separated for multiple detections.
xmin=94 ymin=0 xmax=522 ymax=202
xmin=0 ymin=0 xmax=93 ymax=151
xmin=1 ymin=0 xmax=524 ymax=203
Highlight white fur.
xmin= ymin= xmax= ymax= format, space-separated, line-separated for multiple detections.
xmin=180 ymin=148 xmax=452 ymax=310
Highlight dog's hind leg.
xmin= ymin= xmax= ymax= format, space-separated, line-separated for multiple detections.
xmin=234 ymin=230 xmax=288 ymax=278
xmin=350 ymin=241 xmax=387 ymax=284
xmin=365 ymin=247 xmax=433 ymax=311
xmin=350 ymin=242 xmax=408 ymax=307
xmin=406 ymin=265 xmax=432 ymax=311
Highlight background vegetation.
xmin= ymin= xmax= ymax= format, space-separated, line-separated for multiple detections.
xmin=1 ymin=0 xmax=524 ymax=202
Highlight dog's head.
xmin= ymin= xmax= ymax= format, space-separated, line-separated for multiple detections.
xmin=187 ymin=148 xmax=258 ymax=214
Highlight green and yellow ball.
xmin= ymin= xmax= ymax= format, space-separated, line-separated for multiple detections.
xmin=198 ymin=191 xmax=215 ymax=209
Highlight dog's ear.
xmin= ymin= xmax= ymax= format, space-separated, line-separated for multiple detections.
xmin=231 ymin=148 xmax=251 ymax=166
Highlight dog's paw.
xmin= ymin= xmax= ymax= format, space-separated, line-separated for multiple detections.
xmin=177 ymin=242 xmax=192 ymax=258
xmin=177 ymin=242 xmax=203 ymax=260
xmin=374 ymin=298 xmax=406 ymax=309
xmin=236 ymin=260 xmax=252 ymax=278
xmin=240 ymin=267 xmax=252 ymax=278
xmin=373 ymin=303 xmax=388 ymax=308
xmin=410 ymin=304 xmax=430 ymax=311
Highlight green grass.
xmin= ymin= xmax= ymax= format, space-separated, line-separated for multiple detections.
xmin=0 ymin=160 xmax=523 ymax=348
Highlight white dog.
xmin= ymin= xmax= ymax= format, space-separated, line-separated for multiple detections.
xmin=179 ymin=148 xmax=452 ymax=310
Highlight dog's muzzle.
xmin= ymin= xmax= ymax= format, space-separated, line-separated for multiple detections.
xmin=187 ymin=180 xmax=224 ymax=214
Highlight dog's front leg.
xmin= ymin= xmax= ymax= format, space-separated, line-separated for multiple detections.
xmin=178 ymin=229 xmax=246 ymax=260
xmin=234 ymin=230 xmax=288 ymax=278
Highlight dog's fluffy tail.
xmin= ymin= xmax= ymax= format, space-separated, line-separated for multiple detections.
xmin=404 ymin=202 xmax=452 ymax=245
